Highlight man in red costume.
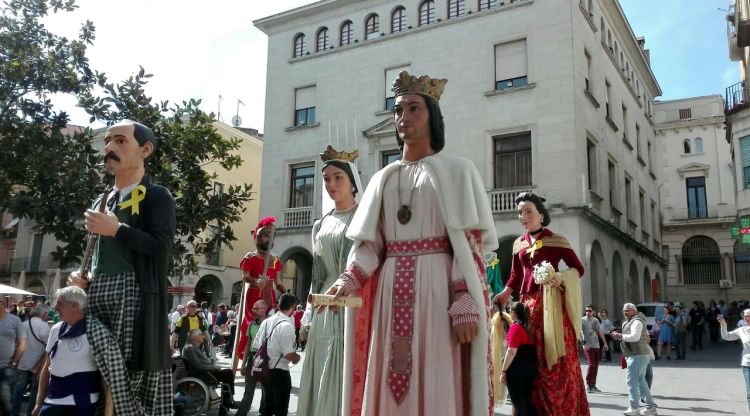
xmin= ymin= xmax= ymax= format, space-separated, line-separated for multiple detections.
xmin=236 ymin=217 xmax=285 ymax=359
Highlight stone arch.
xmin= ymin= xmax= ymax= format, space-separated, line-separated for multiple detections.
xmin=194 ymin=274 xmax=223 ymax=306
xmin=612 ymin=251 xmax=625 ymax=313
xmin=628 ymin=259 xmax=640 ymax=303
xmin=643 ymin=267 xmax=651 ymax=302
xmin=682 ymin=235 xmax=721 ymax=285
xmin=281 ymin=247 xmax=313 ymax=305
xmin=25 ymin=277 xmax=45 ymax=297
xmin=231 ymin=281 xmax=243 ymax=307
xmin=588 ymin=240 xmax=608 ymax=313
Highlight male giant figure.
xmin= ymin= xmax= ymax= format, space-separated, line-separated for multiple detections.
xmin=70 ymin=119 xmax=175 ymax=415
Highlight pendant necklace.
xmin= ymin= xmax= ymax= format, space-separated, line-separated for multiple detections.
xmin=397 ymin=163 xmax=422 ymax=225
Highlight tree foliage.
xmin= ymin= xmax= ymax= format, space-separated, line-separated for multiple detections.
xmin=0 ymin=0 xmax=100 ymax=266
xmin=80 ymin=68 xmax=255 ymax=279
xmin=0 ymin=0 xmax=255 ymax=280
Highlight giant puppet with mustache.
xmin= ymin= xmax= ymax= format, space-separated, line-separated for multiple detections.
xmin=68 ymin=119 xmax=176 ymax=416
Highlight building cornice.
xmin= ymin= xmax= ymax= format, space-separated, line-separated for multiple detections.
xmin=654 ymin=115 xmax=725 ymax=133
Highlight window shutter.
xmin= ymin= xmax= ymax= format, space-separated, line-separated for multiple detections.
xmin=495 ymin=40 xmax=527 ymax=81
xmin=741 ymin=137 xmax=750 ymax=168
xmin=295 ymin=86 xmax=316 ymax=110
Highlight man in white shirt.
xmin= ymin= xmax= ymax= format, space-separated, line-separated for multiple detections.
xmin=252 ymin=293 xmax=300 ymax=416
xmin=33 ymin=286 xmax=99 ymax=416
xmin=12 ymin=304 xmax=51 ymax=416
xmin=169 ymin=305 xmax=185 ymax=332
xmin=612 ymin=303 xmax=657 ymax=416
xmin=719 ymin=310 xmax=750 ymax=413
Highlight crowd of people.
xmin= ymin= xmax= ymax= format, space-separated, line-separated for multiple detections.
xmin=5 ymin=70 xmax=750 ymax=416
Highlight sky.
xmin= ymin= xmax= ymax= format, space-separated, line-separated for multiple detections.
xmin=45 ymin=0 xmax=737 ymax=132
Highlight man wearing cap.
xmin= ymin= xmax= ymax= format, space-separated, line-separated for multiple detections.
xmin=69 ymin=119 xmax=176 ymax=415
xmin=326 ymin=72 xmax=497 ymax=415
xmin=236 ymin=217 xmax=285 ymax=360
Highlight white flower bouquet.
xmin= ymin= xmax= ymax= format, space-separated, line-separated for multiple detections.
xmin=532 ymin=261 xmax=557 ymax=285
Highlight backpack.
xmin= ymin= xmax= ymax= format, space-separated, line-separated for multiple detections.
xmin=250 ymin=321 xmax=284 ymax=382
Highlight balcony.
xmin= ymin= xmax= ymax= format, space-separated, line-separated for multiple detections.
xmin=281 ymin=207 xmax=314 ymax=228
xmin=663 ymin=205 xmax=736 ymax=224
xmin=725 ymin=80 xmax=750 ymax=116
xmin=730 ymin=0 xmax=750 ymax=47
xmin=487 ymin=188 xmax=525 ymax=213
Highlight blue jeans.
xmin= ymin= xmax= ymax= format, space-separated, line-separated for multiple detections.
xmin=0 ymin=367 xmax=16 ymax=415
xmin=12 ymin=369 xmax=38 ymax=416
xmin=743 ymin=366 xmax=750 ymax=412
xmin=625 ymin=355 xmax=655 ymax=410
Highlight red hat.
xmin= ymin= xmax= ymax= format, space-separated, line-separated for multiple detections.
xmin=252 ymin=216 xmax=277 ymax=237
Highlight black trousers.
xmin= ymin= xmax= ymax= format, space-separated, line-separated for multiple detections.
xmin=506 ymin=345 xmax=538 ymax=416
xmin=261 ymin=369 xmax=291 ymax=416
xmin=208 ymin=368 xmax=235 ymax=395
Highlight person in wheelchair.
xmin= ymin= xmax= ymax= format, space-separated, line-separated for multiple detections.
xmin=182 ymin=329 xmax=237 ymax=406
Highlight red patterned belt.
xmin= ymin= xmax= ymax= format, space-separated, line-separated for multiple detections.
xmin=384 ymin=236 xmax=451 ymax=403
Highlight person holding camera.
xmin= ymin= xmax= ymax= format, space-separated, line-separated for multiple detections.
xmin=718 ymin=310 xmax=750 ymax=412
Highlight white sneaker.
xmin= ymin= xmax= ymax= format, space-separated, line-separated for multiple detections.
xmin=639 ymin=407 xmax=657 ymax=416
xmin=623 ymin=408 xmax=640 ymax=416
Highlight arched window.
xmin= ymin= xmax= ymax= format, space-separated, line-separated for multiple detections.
xmin=293 ymin=33 xmax=305 ymax=58
xmin=600 ymin=18 xmax=605 ymax=43
xmin=419 ymin=0 xmax=435 ymax=26
xmin=365 ymin=13 xmax=379 ymax=40
xmin=316 ymin=27 xmax=330 ymax=52
xmin=340 ymin=21 xmax=353 ymax=46
xmin=683 ymin=139 xmax=691 ymax=154
xmin=448 ymin=0 xmax=465 ymax=18
xmin=681 ymin=236 xmax=721 ymax=285
xmin=391 ymin=6 xmax=406 ymax=33
xmin=694 ymin=137 xmax=704 ymax=153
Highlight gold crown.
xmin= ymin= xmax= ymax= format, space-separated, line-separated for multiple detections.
xmin=391 ymin=71 xmax=448 ymax=102
xmin=320 ymin=145 xmax=358 ymax=162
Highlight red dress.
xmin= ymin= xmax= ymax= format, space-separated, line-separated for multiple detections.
xmin=505 ymin=229 xmax=589 ymax=416
xmin=236 ymin=251 xmax=282 ymax=359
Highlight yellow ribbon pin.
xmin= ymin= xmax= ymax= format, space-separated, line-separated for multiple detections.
xmin=525 ymin=239 xmax=543 ymax=258
xmin=118 ymin=185 xmax=147 ymax=215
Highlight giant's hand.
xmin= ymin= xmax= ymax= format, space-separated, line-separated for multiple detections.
xmin=67 ymin=270 xmax=89 ymax=289
xmin=493 ymin=287 xmax=512 ymax=307
xmin=453 ymin=321 xmax=479 ymax=344
xmin=84 ymin=210 xmax=120 ymax=237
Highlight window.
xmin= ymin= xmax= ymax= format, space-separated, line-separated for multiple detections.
xmin=587 ymin=140 xmax=597 ymax=192
xmin=294 ymin=86 xmax=316 ymax=127
xmin=679 ymin=108 xmax=692 ymax=119
xmin=316 ymin=27 xmax=330 ymax=52
xmin=600 ymin=18 xmax=605 ymax=43
xmin=340 ymin=21 xmax=353 ymax=46
xmin=639 ymin=190 xmax=646 ymax=230
xmin=385 ymin=65 xmax=410 ymax=110
xmin=605 ymin=80 xmax=611 ymax=117
xmin=694 ymin=137 xmax=703 ymax=153
xmin=636 ymin=123 xmax=641 ymax=157
xmin=205 ymin=225 xmax=222 ymax=266
xmin=479 ymin=0 xmax=497 ymax=11
xmin=494 ymin=39 xmax=528 ymax=91
xmin=391 ymin=6 xmax=406 ymax=33
xmin=608 ymin=160 xmax=617 ymax=208
xmin=365 ymin=14 xmax=379 ymax=40
xmin=683 ymin=139 xmax=691 ymax=154
xmin=622 ymin=104 xmax=628 ymax=140
xmin=213 ymin=182 xmax=224 ymax=196
xmin=651 ymin=200 xmax=657 ymax=238
xmin=382 ymin=150 xmax=401 ymax=167
xmin=419 ymin=0 xmax=435 ymax=26
xmin=587 ymin=0 xmax=593 ymax=15
xmin=647 ymin=140 xmax=653 ymax=169
xmin=293 ymin=33 xmax=305 ymax=58
xmin=584 ymin=49 xmax=592 ymax=93
xmin=493 ymin=132 xmax=532 ymax=188
xmin=289 ymin=164 xmax=315 ymax=208
xmin=682 ymin=236 xmax=721 ymax=285
xmin=686 ymin=176 xmax=707 ymax=219
xmin=448 ymin=0 xmax=465 ymax=19
xmin=741 ymin=136 xmax=750 ymax=188
xmin=625 ymin=177 xmax=633 ymax=221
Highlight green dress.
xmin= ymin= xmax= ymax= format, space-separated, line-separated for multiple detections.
xmin=297 ymin=208 xmax=356 ymax=416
